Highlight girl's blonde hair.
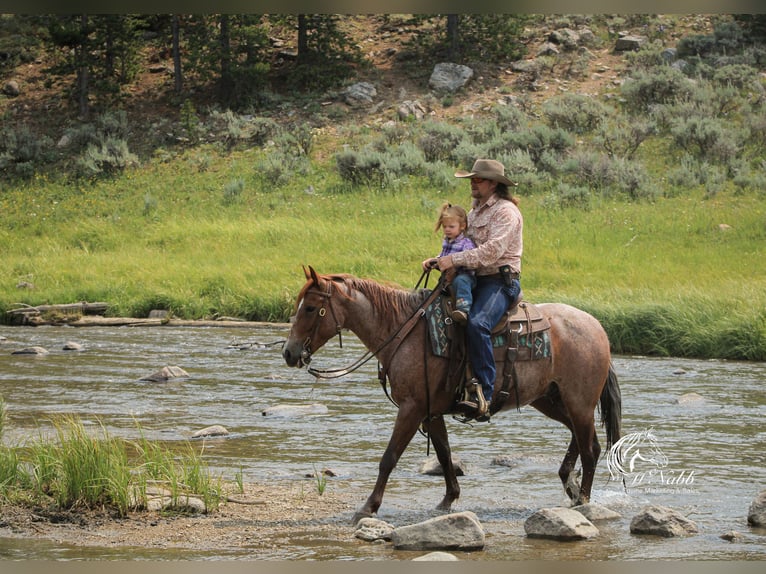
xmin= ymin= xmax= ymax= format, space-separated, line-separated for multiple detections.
xmin=434 ymin=202 xmax=468 ymax=233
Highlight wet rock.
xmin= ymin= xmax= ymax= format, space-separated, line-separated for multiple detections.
xmin=419 ymin=454 xmax=466 ymax=476
xmin=62 ymin=341 xmax=84 ymax=351
xmin=261 ymin=403 xmax=328 ymax=417
xmin=428 ymin=62 xmax=473 ymax=93
xmin=12 ymin=346 xmax=48 ymax=355
xmin=192 ymin=425 xmax=229 ymax=439
xmin=391 ymin=511 xmax=484 ymax=551
xmin=630 ymin=504 xmax=699 ymax=537
xmin=747 ymin=489 xmax=766 ymax=526
xmin=524 ymin=507 xmax=599 ymax=540
xmin=720 ymin=530 xmax=744 ymax=541
xmin=412 ymin=551 xmax=459 ymax=561
xmin=140 ymin=365 xmax=190 ymax=382
xmin=355 ymin=517 xmax=394 ymax=542
xmin=571 ymin=502 xmax=621 ymax=521
xmin=491 ymin=454 xmax=519 ymax=468
xmin=676 ymin=392 xmax=705 ymax=405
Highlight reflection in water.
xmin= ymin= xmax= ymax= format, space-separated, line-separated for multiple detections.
xmin=0 ymin=325 xmax=764 ymax=560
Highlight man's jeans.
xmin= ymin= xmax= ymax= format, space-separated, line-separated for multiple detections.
xmin=466 ymin=275 xmax=522 ymax=402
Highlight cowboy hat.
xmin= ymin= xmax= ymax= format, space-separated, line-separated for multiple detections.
xmin=455 ymin=159 xmax=517 ymax=186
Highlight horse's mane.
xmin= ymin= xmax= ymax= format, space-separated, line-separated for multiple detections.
xmin=302 ymin=273 xmax=428 ymax=320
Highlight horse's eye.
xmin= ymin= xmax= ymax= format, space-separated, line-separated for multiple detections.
xmin=304 ymin=305 xmax=317 ymax=313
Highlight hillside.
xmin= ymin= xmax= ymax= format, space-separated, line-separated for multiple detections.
xmin=0 ymin=14 xmax=717 ymax=152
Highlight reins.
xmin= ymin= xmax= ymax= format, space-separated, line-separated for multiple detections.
xmin=306 ymin=273 xmax=443 ymax=383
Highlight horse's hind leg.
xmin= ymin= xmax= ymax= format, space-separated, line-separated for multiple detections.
xmin=530 ymin=396 xmax=581 ymax=503
xmin=423 ymin=415 xmax=460 ymax=511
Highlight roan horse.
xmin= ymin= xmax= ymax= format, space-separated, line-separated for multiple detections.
xmin=283 ymin=266 xmax=622 ymax=523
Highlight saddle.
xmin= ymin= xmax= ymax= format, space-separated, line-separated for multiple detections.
xmin=426 ymin=287 xmax=552 ymax=418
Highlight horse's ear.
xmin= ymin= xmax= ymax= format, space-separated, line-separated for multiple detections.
xmin=302 ymin=265 xmax=311 ymax=280
xmin=307 ymin=265 xmax=320 ymax=285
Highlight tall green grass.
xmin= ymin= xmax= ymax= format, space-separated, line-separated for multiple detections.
xmin=0 ymin=413 xmax=222 ymax=516
xmin=1 ymin=145 xmax=764 ymax=359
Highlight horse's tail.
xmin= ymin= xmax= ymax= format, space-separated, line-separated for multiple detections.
xmin=599 ymin=362 xmax=622 ymax=449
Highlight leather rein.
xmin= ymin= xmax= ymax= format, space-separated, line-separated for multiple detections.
xmin=303 ymin=271 xmax=443 ymax=386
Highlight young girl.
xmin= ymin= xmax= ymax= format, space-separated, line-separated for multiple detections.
xmin=422 ymin=202 xmax=477 ymax=324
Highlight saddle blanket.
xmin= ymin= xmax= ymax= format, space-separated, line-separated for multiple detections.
xmin=425 ymin=293 xmax=551 ymax=360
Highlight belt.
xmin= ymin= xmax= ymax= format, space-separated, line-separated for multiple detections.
xmin=478 ymin=272 xmax=520 ymax=281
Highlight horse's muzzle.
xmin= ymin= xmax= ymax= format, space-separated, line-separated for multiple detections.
xmin=282 ymin=340 xmax=311 ymax=368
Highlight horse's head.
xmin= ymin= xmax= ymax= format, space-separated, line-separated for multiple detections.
xmin=282 ymin=266 xmax=344 ymax=368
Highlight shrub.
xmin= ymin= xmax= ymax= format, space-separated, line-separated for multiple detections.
xmin=669 ymin=116 xmax=744 ymax=165
xmin=620 ymin=66 xmax=694 ymax=114
xmin=0 ymin=125 xmax=53 ymax=179
xmin=416 ymin=120 xmax=466 ymax=162
xmin=542 ymin=93 xmax=609 ymax=135
xmin=75 ymin=136 xmax=138 ymax=177
xmin=335 ymin=147 xmax=385 ymax=187
xmin=222 ymin=178 xmax=244 ymax=205
xmin=597 ymin=116 xmax=655 ymax=159
xmin=541 ymin=182 xmax=592 ymax=210
xmin=506 ymin=124 xmax=574 ymax=167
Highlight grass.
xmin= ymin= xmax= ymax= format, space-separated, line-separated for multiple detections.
xmin=0 ymin=142 xmax=764 ymax=359
xmin=0 ymin=413 xmax=223 ymax=517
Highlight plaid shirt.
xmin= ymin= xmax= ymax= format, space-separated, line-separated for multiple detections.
xmin=438 ymin=233 xmax=476 ymax=275
xmin=450 ymin=194 xmax=523 ymax=276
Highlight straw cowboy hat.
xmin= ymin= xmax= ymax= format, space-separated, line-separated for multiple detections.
xmin=454 ymin=159 xmax=516 ymax=186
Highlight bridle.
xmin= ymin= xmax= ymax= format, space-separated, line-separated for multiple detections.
xmin=296 ymin=273 xmax=444 ymax=381
xmin=294 ymin=280 xmax=344 ymax=367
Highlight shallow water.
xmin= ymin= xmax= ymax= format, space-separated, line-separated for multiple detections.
xmin=0 ymin=324 xmax=764 ymax=560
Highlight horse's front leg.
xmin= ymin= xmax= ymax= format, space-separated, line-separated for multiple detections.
xmin=423 ymin=414 xmax=460 ymax=511
xmin=352 ymin=402 xmax=421 ymax=525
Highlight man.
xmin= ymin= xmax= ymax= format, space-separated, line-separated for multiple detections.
xmin=431 ymin=159 xmax=523 ymax=419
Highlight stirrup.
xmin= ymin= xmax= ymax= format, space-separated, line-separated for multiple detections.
xmin=456 ymin=380 xmax=488 ymax=419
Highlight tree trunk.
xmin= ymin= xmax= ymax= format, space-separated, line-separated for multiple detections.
xmin=172 ymin=14 xmax=183 ymax=94
xmin=77 ymin=13 xmax=89 ymax=118
xmin=447 ymin=14 xmax=459 ymax=59
xmin=219 ymin=14 xmax=233 ymax=102
xmin=297 ymin=14 xmax=308 ymax=63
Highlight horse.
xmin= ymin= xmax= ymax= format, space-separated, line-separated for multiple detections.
xmin=282 ymin=266 xmax=622 ymax=523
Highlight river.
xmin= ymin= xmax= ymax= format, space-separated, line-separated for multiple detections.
xmin=0 ymin=324 xmax=764 ymax=560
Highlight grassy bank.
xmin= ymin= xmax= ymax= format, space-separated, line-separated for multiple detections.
xmin=1 ymin=145 xmax=764 ymax=359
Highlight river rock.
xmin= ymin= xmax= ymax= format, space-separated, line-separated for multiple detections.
xmin=630 ymin=504 xmax=699 ymax=537
xmin=747 ymin=489 xmax=766 ymax=526
xmin=261 ymin=403 xmax=328 ymax=417
xmin=412 ymin=551 xmax=459 ymax=561
xmin=571 ymin=502 xmax=622 ymax=521
xmin=12 ymin=346 xmax=48 ymax=355
xmin=524 ymin=507 xmax=599 ymax=540
xmin=355 ymin=517 xmax=395 ymax=541
xmin=192 ymin=425 xmax=229 ymax=439
xmin=418 ymin=454 xmax=466 ymax=476
xmin=675 ymin=392 xmax=705 ymax=405
xmin=62 ymin=341 xmax=84 ymax=351
xmin=391 ymin=511 xmax=484 ymax=551
xmin=140 ymin=365 xmax=190 ymax=382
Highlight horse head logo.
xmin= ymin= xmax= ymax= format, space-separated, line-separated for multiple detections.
xmin=606 ymin=428 xmax=669 ymax=480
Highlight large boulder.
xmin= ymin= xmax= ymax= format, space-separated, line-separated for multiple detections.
xmin=630 ymin=505 xmax=699 ymax=537
xmin=342 ymin=82 xmax=377 ymax=107
xmin=747 ymin=489 xmax=766 ymax=526
xmin=428 ymin=63 xmax=473 ymax=93
xmin=524 ymin=507 xmax=599 ymax=540
xmin=391 ymin=511 xmax=485 ymax=551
